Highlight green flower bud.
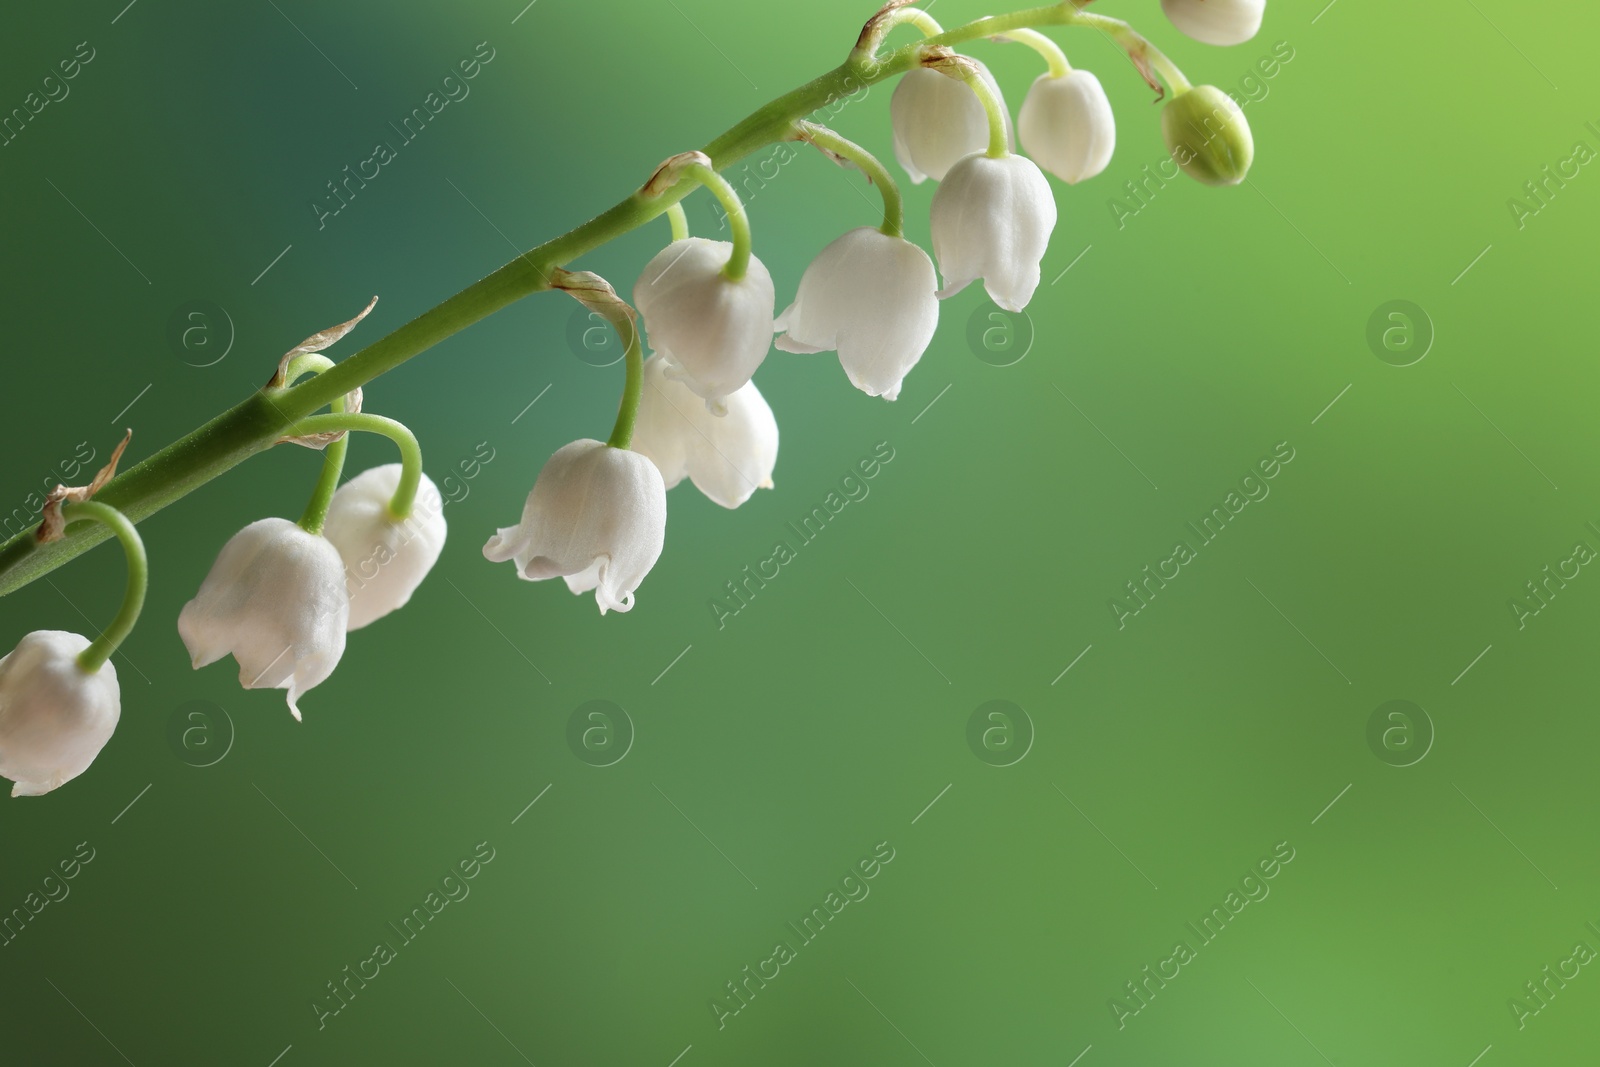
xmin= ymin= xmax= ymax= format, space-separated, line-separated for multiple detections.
xmin=1161 ymin=85 xmax=1254 ymax=187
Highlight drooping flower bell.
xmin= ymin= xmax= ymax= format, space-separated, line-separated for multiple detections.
xmin=484 ymin=439 xmax=667 ymax=614
xmin=931 ymin=154 xmax=1058 ymax=312
xmin=890 ymin=63 xmax=1013 ymax=184
xmin=774 ymin=227 xmax=940 ymax=401
xmin=323 ymin=465 xmax=448 ymax=630
xmin=1162 ymin=85 xmax=1255 ymax=186
xmin=179 ymin=518 xmax=350 ymax=721
xmin=631 ymin=355 xmax=778 ymax=509
xmin=634 ymin=237 xmax=776 ymax=407
xmin=1017 ymin=69 xmax=1116 ymax=185
xmin=0 ymin=631 xmax=120 ymax=797
xmin=1161 ymin=0 xmax=1266 ymax=46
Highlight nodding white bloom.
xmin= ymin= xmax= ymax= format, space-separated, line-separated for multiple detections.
xmin=179 ymin=518 xmax=349 ymax=721
xmin=1018 ymin=69 xmax=1116 ymax=185
xmin=483 ymin=440 xmax=667 ymax=614
xmin=0 ymin=631 xmax=119 ymax=797
xmin=634 ymin=238 xmax=776 ymax=407
xmin=1161 ymin=0 xmax=1265 ymax=46
xmin=930 ymin=154 xmax=1058 ymax=313
xmin=774 ymin=227 xmax=940 ymax=401
xmin=632 ymin=355 xmax=778 ymax=509
xmin=891 ymin=64 xmax=1014 ymax=184
xmin=323 ymin=465 xmax=448 ymax=631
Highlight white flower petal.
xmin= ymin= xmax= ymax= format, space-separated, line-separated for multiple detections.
xmin=930 ymin=154 xmax=1058 ymax=313
xmin=1018 ymin=70 xmax=1116 ymax=185
xmin=1161 ymin=0 xmax=1265 ymax=45
xmin=323 ymin=465 xmax=448 ymax=630
xmin=178 ymin=517 xmax=349 ymax=720
xmin=0 ymin=631 xmax=120 ymax=797
xmin=634 ymin=238 xmax=776 ymax=403
xmin=891 ymin=64 xmax=1014 ymax=184
xmin=632 ymin=355 xmax=778 ymax=509
xmin=484 ymin=439 xmax=667 ymax=614
xmin=773 ymin=227 xmax=940 ymax=402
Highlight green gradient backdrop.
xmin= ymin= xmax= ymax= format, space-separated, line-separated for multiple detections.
xmin=2 ymin=1 xmax=1598 ymax=1064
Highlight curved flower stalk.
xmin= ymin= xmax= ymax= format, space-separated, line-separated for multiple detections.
xmin=635 ymin=152 xmax=776 ymax=409
xmin=2 ymin=437 xmax=144 ymax=796
xmin=1006 ymin=31 xmax=1116 ymax=185
xmin=926 ymin=50 xmax=1058 ymax=312
xmin=774 ymin=123 xmax=940 ymax=401
xmin=0 ymin=1 xmax=1278 ymax=794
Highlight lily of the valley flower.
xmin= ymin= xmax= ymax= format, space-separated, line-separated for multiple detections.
xmin=484 ymin=439 xmax=666 ymax=614
xmin=774 ymin=227 xmax=940 ymax=401
xmin=323 ymin=465 xmax=448 ymax=630
xmin=632 ymin=355 xmax=778 ymax=509
xmin=891 ymin=64 xmax=1013 ymax=184
xmin=178 ymin=518 xmax=349 ymax=721
xmin=1161 ymin=0 xmax=1266 ymax=46
xmin=0 ymin=631 xmax=119 ymax=797
xmin=1018 ymin=69 xmax=1116 ymax=185
xmin=930 ymin=153 xmax=1058 ymax=312
xmin=634 ymin=237 xmax=776 ymax=407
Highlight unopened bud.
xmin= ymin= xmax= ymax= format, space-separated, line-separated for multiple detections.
xmin=1161 ymin=86 xmax=1254 ymax=186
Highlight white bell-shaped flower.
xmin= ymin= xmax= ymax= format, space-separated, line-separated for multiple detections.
xmin=483 ymin=440 xmax=667 ymax=614
xmin=323 ymin=465 xmax=447 ymax=630
xmin=634 ymin=238 xmax=776 ymax=406
xmin=891 ymin=64 xmax=1014 ymax=184
xmin=930 ymin=153 xmax=1058 ymax=312
xmin=632 ymin=355 xmax=778 ymax=509
xmin=1017 ymin=69 xmax=1116 ymax=185
xmin=178 ymin=518 xmax=349 ymax=721
xmin=774 ymin=227 xmax=940 ymax=402
xmin=0 ymin=631 xmax=119 ymax=797
xmin=1160 ymin=0 xmax=1265 ymax=46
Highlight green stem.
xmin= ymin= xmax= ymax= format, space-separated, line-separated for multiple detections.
xmin=285 ymin=413 xmax=423 ymax=519
xmin=666 ymin=202 xmax=689 ymax=241
xmin=284 ymin=353 xmax=336 ymax=386
xmin=686 ymin=163 xmax=752 ymax=281
xmin=0 ymin=1 xmax=1179 ymax=599
xmin=960 ymin=65 xmax=1011 ymax=158
xmin=1001 ymin=28 xmax=1071 ymax=78
xmin=606 ymin=314 xmax=645 ymax=451
xmin=296 ymin=392 xmax=350 ymax=535
xmin=798 ymin=122 xmax=904 ymax=238
xmin=61 ymin=501 xmax=146 ymax=674
xmin=1073 ymin=11 xmax=1190 ymax=94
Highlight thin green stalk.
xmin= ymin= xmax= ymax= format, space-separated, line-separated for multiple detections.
xmin=686 ymin=163 xmax=752 ymax=280
xmin=606 ymin=316 xmax=644 ymax=451
xmin=1001 ymin=28 xmax=1071 ymax=78
xmin=285 ymin=413 xmax=422 ymax=519
xmin=667 ymin=202 xmax=689 ymax=242
xmin=798 ymin=121 xmax=904 ymax=238
xmin=0 ymin=1 xmax=1186 ymax=599
xmin=61 ymin=501 xmax=146 ymax=674
xmin=960 ymin=65 xmax=1011 ymax=158
xmin=1073 ymin=11 xmax=1190 ymax=94
xmin=296 ymin=392 xmax=350 ymax=535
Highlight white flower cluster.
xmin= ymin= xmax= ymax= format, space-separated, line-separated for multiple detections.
xmin=0 ymin=0 xmax=1267 ymax=797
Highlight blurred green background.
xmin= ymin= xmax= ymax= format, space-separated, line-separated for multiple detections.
xmin=1 ymin=0 xmax=1597 ymax=1063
